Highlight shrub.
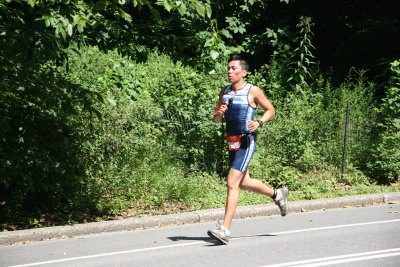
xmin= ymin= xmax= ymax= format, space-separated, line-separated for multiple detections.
xmin=64 ymin=48 xmax=229 ymax=216
xmin=0 ymin=63 xmax=98 ymax=226
xmin=366 ymin=60 xmax=400 ymax=183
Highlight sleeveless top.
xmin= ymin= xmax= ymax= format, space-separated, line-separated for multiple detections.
xmin=222 ymin=83 xmax=256 ymax=135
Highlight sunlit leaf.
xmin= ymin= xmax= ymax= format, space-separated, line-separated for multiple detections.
xmin=206 ymin=4 xmax=212 ymax=18
xmin=194 ymin=1 xmax=205 ymax=17
xmin=67 ymin=24 xmax=73 ymax=36
xmin=163 ymin=0 xmax=172 ymax=12
xmin=210 ymin=50 xmax=219 ymax=60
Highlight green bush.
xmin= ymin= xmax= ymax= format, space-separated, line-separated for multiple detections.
xmin=366 ymin=60 xmax=400 ymax=183
xmin=0 ymin=62 xmax=99 ymax=226
xmin=63 ymin=48 xmax=231 ymax=216
xmin=247 ymin=59 xmax=379 ymax=187
xmin=1 ymin=46 xmax=398 ymax=230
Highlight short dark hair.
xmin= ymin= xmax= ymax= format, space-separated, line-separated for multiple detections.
xmin=228 ymin=55 xmax=249 ymax=71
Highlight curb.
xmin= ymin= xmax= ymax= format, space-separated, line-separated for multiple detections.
xmin=1 ymin=192 xmax=399 ymax=246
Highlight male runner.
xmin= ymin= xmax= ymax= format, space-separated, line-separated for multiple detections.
xmin=207 ymin=55 xmax=289 ymax=245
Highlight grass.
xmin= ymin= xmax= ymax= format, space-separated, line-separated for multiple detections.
xmin=1 ymin=169 xmax=398 ymax=232
xmin=110 ymin=169 xmax=399 ymax=218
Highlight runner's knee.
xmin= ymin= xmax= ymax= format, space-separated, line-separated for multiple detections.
xmin=226 ymin=181 xmax=239 ymax=191
xmin=226 ymin=176 xmax=241 ymax=191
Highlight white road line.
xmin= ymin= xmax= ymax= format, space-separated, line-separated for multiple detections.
xmin=8 ymin=219 xmax=400 ymax=267
xmin=260 ymin=248 xmax=400 ymax=267
xmin=7 ymin=241 xmax=204 ymax=267
xmin=264 ymin=218 xmax=400 ymax=236
xmin=302 ymin=251 xmax=400 ymax=266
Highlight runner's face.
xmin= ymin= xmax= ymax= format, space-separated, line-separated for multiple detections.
xmin=227 ymin=60 xmax=247 ymax=84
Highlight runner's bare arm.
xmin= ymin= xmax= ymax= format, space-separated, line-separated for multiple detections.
xmin=247 ymin=86 xmax=275 ymax=131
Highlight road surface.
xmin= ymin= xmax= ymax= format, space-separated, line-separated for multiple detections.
xmin=1 ymin=203 xmax=399 ymax=267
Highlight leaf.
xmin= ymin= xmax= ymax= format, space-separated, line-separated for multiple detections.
xmin=210 ymin=50 xmax=219 ymax=60
xmin=206 ymin=4 xmax=212 ymax=18
xmin=204 ymin=38 xmax=213 ymax=47
xmin=194 ymin=1 xmax=205 ymax=17
xmin=177 ymin=2 xmax=187 ymax=15
xmin=163 ymin=0 xmax=173 ymax=12
xmin=58 ymin=24 xmax=66 ymax=39
xmin=27 ymin=0 xmax=37 ymax=7
xmin=217 ymin=43 xmax=226 ymax=50
xmin=220 ymin=29 xmax=232 ymax=39
xmin=391 ymin=60 xmax=400 ymax=67
xmin=119 ymin=9 xmax=132 ymax=22
xmin=76 ymin=17 xmax=87 ymax=32
xmin=67 ymin=24 xmax=73 ymax=36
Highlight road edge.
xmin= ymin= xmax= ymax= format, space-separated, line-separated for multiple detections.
xmin=1 ymin=192 xmax=399 ymax=246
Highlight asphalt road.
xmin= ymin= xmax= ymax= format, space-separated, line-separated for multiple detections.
xmin=1 ymin=203 xmax=399 ymax=267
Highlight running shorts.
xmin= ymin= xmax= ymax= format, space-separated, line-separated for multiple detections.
xmin=228 ymin=132 xmax=256 ymax=173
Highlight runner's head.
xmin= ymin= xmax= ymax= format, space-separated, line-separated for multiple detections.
xmin=228 ymin=55 xmax=249 ymax=83
xmin=228 ymin=55 xmax=249 ymax=72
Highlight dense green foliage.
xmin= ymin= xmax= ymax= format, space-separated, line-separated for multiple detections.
xmin=366 ymin=61 xmax=400 ymax=182
xmin=205 ymin=0 xmax=400 ymax=86
xmin=0 ymin=0 xmax=211 ymax=65
xmin=1 ymin=1 xmax=399 ymax=229
xmin=2 ymin=46 xmax=399 ymax=229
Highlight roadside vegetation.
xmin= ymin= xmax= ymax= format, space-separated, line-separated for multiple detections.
xmin=1 ymin=1 xmax=399 ymax=231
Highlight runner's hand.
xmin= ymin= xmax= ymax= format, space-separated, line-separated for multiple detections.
xmin=247 ymin=120 xmax=260 ymax=132
xmin=215 ymin=104 xmax=228 ymax=117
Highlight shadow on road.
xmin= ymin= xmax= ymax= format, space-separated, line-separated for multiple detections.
xmin=168 ymin=236 xmax=214 ymax=242
xmin=167 ymin=233 xmax=277 ymax=246
xmin=168 ymin=235 xmax=225 ymax=246
xmin=233 ymin=234 xmax=277 ymax=239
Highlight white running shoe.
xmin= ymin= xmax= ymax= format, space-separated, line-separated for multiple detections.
xmin=275 ymin=187 xmax=289 ymax=216
xmin=207 ymin=221 xmax=230 ymax=245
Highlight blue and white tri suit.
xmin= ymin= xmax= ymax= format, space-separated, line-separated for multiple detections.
xmin=222 ymin=83 xmax=257 ymax=173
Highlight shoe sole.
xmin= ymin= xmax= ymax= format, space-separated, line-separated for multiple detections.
xmin=207 ymin=230 xmax=228 ymax=245
xmin=280 ymin=188 xmax=289 ymax=216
